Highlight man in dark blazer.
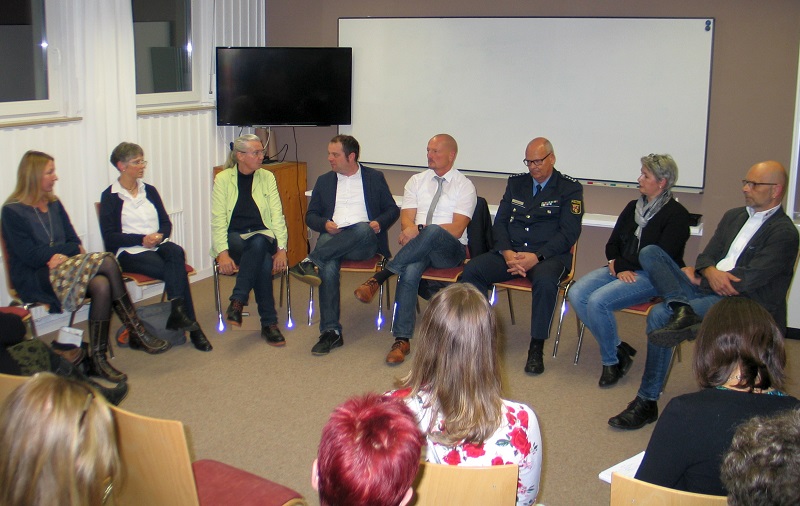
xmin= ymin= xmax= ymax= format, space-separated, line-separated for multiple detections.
xmin=290 ymin=135 xmax=399 ymax=355
xmin=462 ymin=137 xmax=584 ymax=375
xmin=609 ymin=160 xmax=800 ymax=430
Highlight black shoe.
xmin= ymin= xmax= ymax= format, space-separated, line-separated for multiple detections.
xmin=261 ymin=324 xmax=286 ymax=347
xmin=289 ymin=260 xmax=321 ymax=287
xmin=608 ymin=397 xmax=659 ymax=430
xmin=189 ymin=327 xmax=213 ymax=352
xmin=311 ymin=330 xmax=343 ymax=355
xmin=599 ymin=365 xmax=623 ymax=387
xmin=648 ymin=305 xmax=703 ymax=348
xmin=90 ymin=380 xmax=129 ymax=406
xmin=226 ymin=300 xmax=244 ymax=326
xmin=616 ymin=341 xmax=637 ymax=377
xmin=524 ymin=340 xmax=545 ymax=375
xmin=166 ymin=297 xmax=200 ymax=331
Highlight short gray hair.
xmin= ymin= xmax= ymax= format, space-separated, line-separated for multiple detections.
xmin=226 ymin=134 xmax=262 ymax=168
xmin=640 ymin=154 xmax=678 ymax=190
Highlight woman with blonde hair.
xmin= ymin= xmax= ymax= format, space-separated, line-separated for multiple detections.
xmin=388 ymin=283 xmax=542 ymax=505
xmin=2 ymin=151 xmax=170 ymax=384
xmin=0 ymin=372 xmax=120 ymax=506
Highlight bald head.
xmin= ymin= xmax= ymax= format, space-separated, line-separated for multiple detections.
xmin=742 ymin=160 xmax=788 ymax=212
xmin=427 ymin=134 xmax=458 ymax=176
xmin=525 ymin=137 xmax=556 ymax=183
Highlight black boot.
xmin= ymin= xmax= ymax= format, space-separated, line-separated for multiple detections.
xmin=616 ymin=341 xmax=637 ymax=377
xmin=648 ymin=304 xmax=703 ymax=347
xmin=89 ymin=320 xmax=127 ymax=383
xmin=113 ymin=293 xmax=171 ymax=354
xmin=608 ymin=397 xmax=659 ymax=430
xmin=189 ymin=327 xmax=213 ymax=352
xmin=598 ymin=365 xmax=622 ymax=387
xmin=165 ymin=297 xmax=199 ymax=331
xmin=53 ymin=351 xmax=129 ymax=405
xmin=524 ymin=339 xmax=545 ymax=375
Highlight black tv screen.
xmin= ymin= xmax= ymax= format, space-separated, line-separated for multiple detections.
xmin=216 ymin=47 xmax=352 ymax=126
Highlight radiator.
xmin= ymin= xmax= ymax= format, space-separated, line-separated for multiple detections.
xmin=168 ymin=209 xmax=185 ymax=246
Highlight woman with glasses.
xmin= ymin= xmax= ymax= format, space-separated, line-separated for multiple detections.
xmin=99 ymin=142 xmax=212 ymax=352
xmin=0 ymin=373 xmax=120 ymax=506
xmin=211 ymin=134 xmax=288 ymax=345
xmin=569 ymin=154 xmax=691 ymax=387
xmin=2 ymin=150 xmax=169 ymax=385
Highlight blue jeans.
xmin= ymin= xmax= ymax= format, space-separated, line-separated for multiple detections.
xmin=118 ymin=242 xmax=196 ymax=320
xmin=636 ymin=245 xmax=721 ymax=400
xmin=309 ymin=223 xmax=378 ymax=333
xmin=388 ymin=225 xmax=466 ymax=339
xmin=462 ymin=251 xmax=566 ymax=345
xmin=569 ymin=266 xmax=657 ymax=365
xmin=227 ymin=232 xmax=278 ymax=326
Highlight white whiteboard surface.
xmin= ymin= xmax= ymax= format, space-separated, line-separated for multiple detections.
xmin=339 ymin=17 xmax=713 ymax=189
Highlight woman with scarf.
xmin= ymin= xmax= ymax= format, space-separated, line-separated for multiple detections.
xmin=569 ymin=154 xmax=691 ymax=387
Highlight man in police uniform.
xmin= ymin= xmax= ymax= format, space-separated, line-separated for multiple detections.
xmin=462 ymin=137 xmax=583 ymax=375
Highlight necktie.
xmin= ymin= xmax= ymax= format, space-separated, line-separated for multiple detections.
xmin=426 ymin=176 xmax=444 ymax=225
xmin=534 ymin=184 xmax=542 ymax=197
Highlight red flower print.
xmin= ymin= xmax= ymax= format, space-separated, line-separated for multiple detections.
xmin=463 ymin=442 xmax=486 ymax=458
xmin=443 ymin=449 xmax=462 ymax=465
xmin=491 ymin=457 xmax=504 ymax=466
xmin=509 ymin=427 xmax=531 ymax=456
xmin=518 ymin=409 xmax=529 ymax=429
xmin=390 ymin=387 xmax=412 ymax=398
xmin=506 ymin=411 xmax=517 ymax=426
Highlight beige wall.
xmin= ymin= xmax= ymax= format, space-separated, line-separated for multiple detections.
xmin=266 ymin=0 xmax=800 ymax=277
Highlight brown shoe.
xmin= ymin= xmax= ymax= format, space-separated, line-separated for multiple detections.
xmin=355 ymin=277 xmax=380 ymax=303
xmin=386 ymin=339 xmax=410 ymax=364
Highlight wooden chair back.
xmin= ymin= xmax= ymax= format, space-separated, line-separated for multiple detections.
xmin=110 ymin=404 xmax=201 ymax=506
xmin=411 ymin=462 xmax=518 ymax=506
xmin=0 ymin=372 xmax=28 ymax=407
xmin=610 ymin=473 xmax=727 ymax=506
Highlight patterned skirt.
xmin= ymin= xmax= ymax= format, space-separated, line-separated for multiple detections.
xmin=49 ymin=252 xmax=116 ymax=312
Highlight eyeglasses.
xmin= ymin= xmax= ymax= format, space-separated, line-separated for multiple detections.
xmin=241 ymin=149 xmax=266 ymax=157
xmin=742 ymin=180 xmax=778 ymax=190
xmin=127 ymin=159 xmax=148 ymax=167
xmin=523 ymin=152 xmax=552 ymax=167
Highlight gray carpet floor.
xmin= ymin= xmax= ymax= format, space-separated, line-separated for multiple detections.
xmin=43 ymin=274 xmax=800 ymax=505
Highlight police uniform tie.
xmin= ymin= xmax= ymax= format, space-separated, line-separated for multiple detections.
xmin=534 ymin=183 xmax=542 ymax=197
xmin=426 ymin=176 xmax=445 ymax=225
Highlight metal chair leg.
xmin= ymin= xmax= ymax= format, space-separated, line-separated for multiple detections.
xmin=574 ymin=320 xmax=585 ymax=365
xmin=552 ymin=282 xmax=573 ymax=358
xmin=213 ymin=263 xmax=224 ymax=330
xmin=307 ymin=285 xmax=314 ymax=326
xmin=506 ymin=289 xmax=516 ymax=325
xmin=284 ymin=267 xmax=293 ymax=328
xmin=662 ymin=344 xmax=679 ymax=394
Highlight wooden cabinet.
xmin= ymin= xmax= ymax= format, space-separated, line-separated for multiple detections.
xmin=213 ymin=161 xmax=308 ymax=266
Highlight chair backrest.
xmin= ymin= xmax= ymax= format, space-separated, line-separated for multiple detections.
xmin=412 ymin=462 xmax=518 ymax=506
xmin=610 ymin=473 xmax=727 ymax=506
xmin=110 ymin=404 xmax=201 ymax=506
xmin=467 ymin=196 xmax=494 ymax=258
xmin=0 ymin=372 xmax=28 ymax=407
xmin=561 ymin=240 xmax=579 ymax=285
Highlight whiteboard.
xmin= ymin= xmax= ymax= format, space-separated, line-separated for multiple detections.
xmin=338 ymin=17 xmax=714 ymax=189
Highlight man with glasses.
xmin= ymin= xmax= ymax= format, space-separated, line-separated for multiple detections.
xmin=289 ymin=135 xmax=399 ymax=356
xmin=609 ymin=160 xmax=799 ymax=430
xmin=211 ymin=134 xmax=289 ymax=346
xmin=462 ymin=137 xmax=583 ymax=375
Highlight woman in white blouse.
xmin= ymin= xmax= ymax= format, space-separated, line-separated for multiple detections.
xmin=99 ymin=142 xmax=211 ymax=351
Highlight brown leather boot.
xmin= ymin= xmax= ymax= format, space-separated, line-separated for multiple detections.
xmin=89 ymin=319 xmax=127 ymax=383
xmin=112 ymin=293 xmax=171 ymax=354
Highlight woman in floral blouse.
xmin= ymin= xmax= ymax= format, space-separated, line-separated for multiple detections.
xmin=388 ymin=283 xmax=542 ymax=505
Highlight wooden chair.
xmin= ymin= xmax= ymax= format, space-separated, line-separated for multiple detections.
xmin=492 ymin=241 xmax=579 ymax=358
xmin=303 ymin=254 xmax=391 ymax=329
xmin=111 ymin=404 xmax=307 ymax=506
xmin=0 ymin=372 xmax=27 ymax=406
xmin=412 ymin=462 xmax=519 ymax=506
xmin=610 ymin=473 xmax=727 ymax=505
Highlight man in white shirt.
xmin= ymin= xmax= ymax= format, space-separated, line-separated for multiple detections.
xmin=354 ymin=134 xmax=477 ymax=364
xmin=609 ymin=160 xmax=799 ymax=430
xmin=290 ymin=135 xmax=399 ymax=355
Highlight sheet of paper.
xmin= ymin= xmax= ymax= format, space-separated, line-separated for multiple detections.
xmin=598 ymin=451 xmax=645 ymax=484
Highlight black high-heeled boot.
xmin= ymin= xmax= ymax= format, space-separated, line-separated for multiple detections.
xmin=89 ymin=319 xmax=127 ymax=383
xmin=112 ymin=293 xmax=171 ymax=354
xmin=166 ymin=297 xmax=199 ymax=331
xmin=52 ymin=350 xmax=129 ymax=405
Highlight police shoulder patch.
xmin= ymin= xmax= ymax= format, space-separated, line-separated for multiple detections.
xmin=571 ymin=199 xmax=582 ymax=215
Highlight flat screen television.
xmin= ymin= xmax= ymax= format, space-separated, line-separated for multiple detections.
xmin=216 ymin=47 xmax=352 ymax=126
